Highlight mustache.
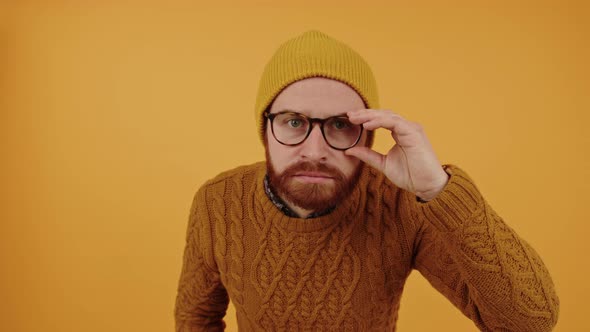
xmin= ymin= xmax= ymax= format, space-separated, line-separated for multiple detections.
xmin=282 ymin=161 xmax=345 ymax=179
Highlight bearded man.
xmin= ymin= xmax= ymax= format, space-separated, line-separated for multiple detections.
xmin=174 ymin=30 xmax=559 ymax=331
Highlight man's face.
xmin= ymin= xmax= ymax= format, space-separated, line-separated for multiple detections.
xmin=265 ymin=77 xmax=368 ymax=212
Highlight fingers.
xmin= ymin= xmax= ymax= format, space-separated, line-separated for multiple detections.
xmin=344 ymin=146 xmax=386 ymax=172
xmin=347 ymin=109 xmax=415 ymax=135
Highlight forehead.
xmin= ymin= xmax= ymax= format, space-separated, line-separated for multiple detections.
xmin=269 ymin=77 xmax=365 ymax=118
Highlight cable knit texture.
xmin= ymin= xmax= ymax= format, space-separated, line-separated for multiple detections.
xmin=175 ymin=162 xmax=559 ymax=331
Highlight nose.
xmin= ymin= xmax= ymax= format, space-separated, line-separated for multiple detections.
xmin=300 ymin=123 xmax=330 ymax=161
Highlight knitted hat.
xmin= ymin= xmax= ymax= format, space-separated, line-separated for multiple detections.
xmin=254 ymin=30 xmax=380 ymax=145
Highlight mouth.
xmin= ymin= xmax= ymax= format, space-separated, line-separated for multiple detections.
xmin=292 ymin=172 xmax=334 ymax=183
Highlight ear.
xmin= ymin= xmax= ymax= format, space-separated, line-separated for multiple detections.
xmin=262 ymin=104 xmax=273 ymax=148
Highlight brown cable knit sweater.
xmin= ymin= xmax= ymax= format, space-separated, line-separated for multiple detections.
xmin=175 ymin=162 xmax=559 ymax=331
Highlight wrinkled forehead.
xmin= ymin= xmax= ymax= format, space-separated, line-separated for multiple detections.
xmin=268 ymin=77 xmax=366 ymax=119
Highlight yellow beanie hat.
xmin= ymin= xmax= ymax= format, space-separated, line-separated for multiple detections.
xmin=254 ymin=30 xmax=380 ymax=144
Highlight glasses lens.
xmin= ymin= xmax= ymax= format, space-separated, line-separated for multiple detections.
xmin=323 ymin=117 xmax=362 ymax=149
xmin=272 ymin=113 xmax=310 ymax=145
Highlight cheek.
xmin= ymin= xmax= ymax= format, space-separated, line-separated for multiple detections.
xmin=266 ymin=133 xmax=293 ymax=173
xmin=266 ymin=127 xmax=361 ymax=176
xmin=338 ymin=154 xmax=361 ymax=177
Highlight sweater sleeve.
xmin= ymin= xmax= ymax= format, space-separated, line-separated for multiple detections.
xmin=175 ymin=186 xmax=229 ymax=332
xmin=407 ymin=165 xmax=559 ymax=331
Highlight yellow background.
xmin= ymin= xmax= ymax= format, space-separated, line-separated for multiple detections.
xmin=1 ymin=1 xmax=588 ymax=331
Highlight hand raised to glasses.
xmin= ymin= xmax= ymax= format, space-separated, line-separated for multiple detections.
xmin=345 ymin=109 xmax=449 ymax=202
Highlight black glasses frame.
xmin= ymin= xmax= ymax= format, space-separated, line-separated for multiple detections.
xmin=264 ymin=111 xmax=363 ymax=151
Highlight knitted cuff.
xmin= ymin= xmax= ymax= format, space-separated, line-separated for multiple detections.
xmin=413 ymin=164 xmax=484 ymax=232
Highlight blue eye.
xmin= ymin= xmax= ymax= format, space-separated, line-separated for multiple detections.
xmin=288 ymin=119 xmax=303 ymax=128
xmin=332 ymin=119 xmax=350 ymax=130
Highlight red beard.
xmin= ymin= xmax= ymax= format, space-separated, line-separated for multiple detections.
xmin=267 ymin=159 xmax=362 ymax=212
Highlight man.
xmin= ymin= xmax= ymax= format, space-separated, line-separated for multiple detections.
xmin=175 ymin=30 xmax=559 ymax=331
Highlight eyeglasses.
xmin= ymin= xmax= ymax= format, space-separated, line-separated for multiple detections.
xmin=264 ymin=111 xmax=363 ymax=150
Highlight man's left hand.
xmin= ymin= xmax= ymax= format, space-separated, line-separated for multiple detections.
xmin=346 ymin=109 xmax=449 ymax=202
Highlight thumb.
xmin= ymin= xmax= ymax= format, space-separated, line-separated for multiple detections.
xmin=345 ymin=146 xmax=386 ymax=172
